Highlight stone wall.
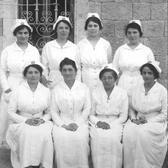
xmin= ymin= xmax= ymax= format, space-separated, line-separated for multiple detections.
xmin=76 ymin=0 xmax=168 ymax=87
xmin=0 ymin=0 xmax=167 ymax=87
xmin=0 ymin=0 xmax=17 ymax=49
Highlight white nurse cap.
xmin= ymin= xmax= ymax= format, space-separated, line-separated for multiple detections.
xmin=86 ymin=12 xmax=103 ymax=27
xmin=129 ymin=20 xmax=142 ymax=29
xmin=147 ymin=61 xmax=162 ymax=74
xmin=23 ymin=61 xmax=45 ymax=71
xmin=11 ymin=19 xmax=33 ymax=33
xmin=53 ymin=16 xmax=72 ymax=30
xmin=100 ymin=64 xmax=119 ymax=76
xmin=87 ymin=13 xmax=101 ymax=20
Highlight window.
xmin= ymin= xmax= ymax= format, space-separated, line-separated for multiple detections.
xmin=18 ymin=0 xmax=74 ymax=52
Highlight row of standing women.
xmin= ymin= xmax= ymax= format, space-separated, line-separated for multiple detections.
xmin=0 ymin=12 xmax=167 ymax=168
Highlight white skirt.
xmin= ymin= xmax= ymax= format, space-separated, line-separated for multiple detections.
xmin=52 ymin=124 xmax=89 ymax=168
xmin=90 ymin=123 xmax=123 ymax=168
xmin=0 ymin=93 xmax=10 ymax=144
xmin=123 ymin=120 xmax=167 ymax=168
xmin=6 ymin=121 xmax=53 ymax=168
xmin=0 ymin=75 xmax=24 ymax=144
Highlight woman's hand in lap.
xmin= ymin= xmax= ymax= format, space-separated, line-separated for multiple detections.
xmin=96 ymin=121 xmax=110 ymax=129
xmin=131 ymin=117 xmax=147 ymax=125
xmin=25 ymin=118 xmax=45 ymax=126
xmin=62 ymin=123 xmax=78 ymax=131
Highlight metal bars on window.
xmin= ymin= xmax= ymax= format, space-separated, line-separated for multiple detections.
xmin=18 ymin=0 xmax=74 ymax=52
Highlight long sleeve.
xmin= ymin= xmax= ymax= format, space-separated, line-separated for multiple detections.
xmin=41 ymin=45 xmax=49 ymax=79
xmin=128 ymin=107 xmax=137 ymax=120
xmin=77 ymin=87 xmax=91 ymax=124
xmin=112 ymin=92 xmax=128 ymax=125
xmin=8 ymin=90 xmax=27 ymax=123
xmin=89 ymin=92 xmax=99 ymax=125
xmin=107 ymin=43 xmax=112 ymax=63
xmin=50 ymin=91 xmax=64 ymax=126
xmin=42 ymin=91 xmax=51 ymax=121
xmin=147 ymin=48 xmax=155 ymax=61
xmin=0 ymin=49 xmax=10 ymax=91
xmin=149 ymin=88 xmax=167 ymax=123
xmin=112 ymin=47 xmax=120 ymax=71
xmin=76 ymin=47 xmax=82 ymax=81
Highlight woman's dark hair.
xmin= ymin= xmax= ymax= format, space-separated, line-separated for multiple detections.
xmin=125 ymin=22 xmax=143 ymax=37
xmin=13 ymin=25 xmax=32 ymax=36
xmin=59 ymin=58 xmax=77 ymax=72
xmin=140 ymin=63 xmax=159 ymax=79
xmin=54 ymin=20 xmax=72 ymax=38
xmin=23 ymin=64 xmax=43 ymax=77
xmin=99 ymin=69 xmax=118 ymax=81
xmin=84 ymin=16 xmax=103 ymax=30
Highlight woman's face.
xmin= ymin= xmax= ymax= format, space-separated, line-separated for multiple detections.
xmin=126 ymin=28 xmax=140 ymax=45
xmin=101 ymin=71 xmax=116 ymax=90
xmin=86 ymin=21 xmax=100 ymax=38
xmin=56 ymin=22 xmax=70 ymax=40
xmin=141 ymin=66 xmax=155 ymax=84
xmin=61 ymin=64 xmax=76 ymax=82
xmin=16 ymin=27 xmax=29 ymax=44
xmin=25 ymin=66 xmax=41 ymax=85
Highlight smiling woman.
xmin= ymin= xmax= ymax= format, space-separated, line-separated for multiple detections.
xmin=123 ymin=61 xmax=167 ymax=168
xmin=112 ymin=20 xmax=155 ymax=96
xmin=51 ymin=58 xmax=91 ymax=168
xmin=6 ymin=61 xmax=53 ymax=168
xmin=41 ymin=16 xmax=80 ymax=89
xmin=89 ymin=64 xmax=128 ymax=168
xmin=77 ymin=13 xmax=112 ymax=90
xmin=0 ymin=19 xmax=40 ymax=145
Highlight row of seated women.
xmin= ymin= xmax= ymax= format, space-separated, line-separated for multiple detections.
xmin=5 ymin=58 xmax=167 ymax=168
xmin=0 ymin=12 xmax=167 ymax=168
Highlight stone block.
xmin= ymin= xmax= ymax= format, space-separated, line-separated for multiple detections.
xmin=75 ymin=0 xmax=89 ymax=42
xmin=151 ymin=3 xmax=167 ymax=20
xmin=102 ymin=2 xmax=132 ymax=20
xmin=164 ymin=21 xmax=167 ymax=36
xmin=143 ymin=21 xmax=165 ymax=37
xmin=2 ymin=19 xmax=15 ymax=47
xmin=114 ymin=21 xmax=128 ymax=38
xmin=0 ymin=18 xmax=3 ymax=36
xmin=110 ymin=37 xmax=126 ymax=55
xmin=3 ymin=3 xmax=17 ymax=19
xmin=89 ymin=1 xmax=101 ymax=14
xmin=144 ymin=37 xmax=167 ymax=56
xmin=133 ymin=3 xmax=150 ymax=20
xmin=102 ymin=20 xmax=115 ymax=37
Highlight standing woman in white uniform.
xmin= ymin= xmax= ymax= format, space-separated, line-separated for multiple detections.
xmin=6 ymin=62 xmax=53 ymax=168
xmin=51 ymin=58 xmax=91 ymax=168
xmin=112 ymin=20 xmax=155 ymax=96
xmin=42 ymin=16 xmax=80 ymax=89
xmin=123 ymin=61 xmax=167 ymax=168
xmin=78 ymin=13 xmax=112 ymax=90
xmin=0 ymin=19 xmax=40 ymax=144
xmin=90 ymin=64 xmax=128 ymax=168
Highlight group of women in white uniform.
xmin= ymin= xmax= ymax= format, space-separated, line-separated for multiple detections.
xmin=0 ymin=12 xmax=167 ymax=168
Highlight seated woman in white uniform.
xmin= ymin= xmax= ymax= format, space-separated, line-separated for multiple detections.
xmin=0 ymin=19 xmax=40 ymax=144
xmin=6 ymin=62 xmax=53 ymax=168
xmin=89 ymin=64 xmax=128 ymax=168
xmin=123 ymin=61 xmax=167 ymax=168
xmin=51 ymin=58 xmax=91 ymax=168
